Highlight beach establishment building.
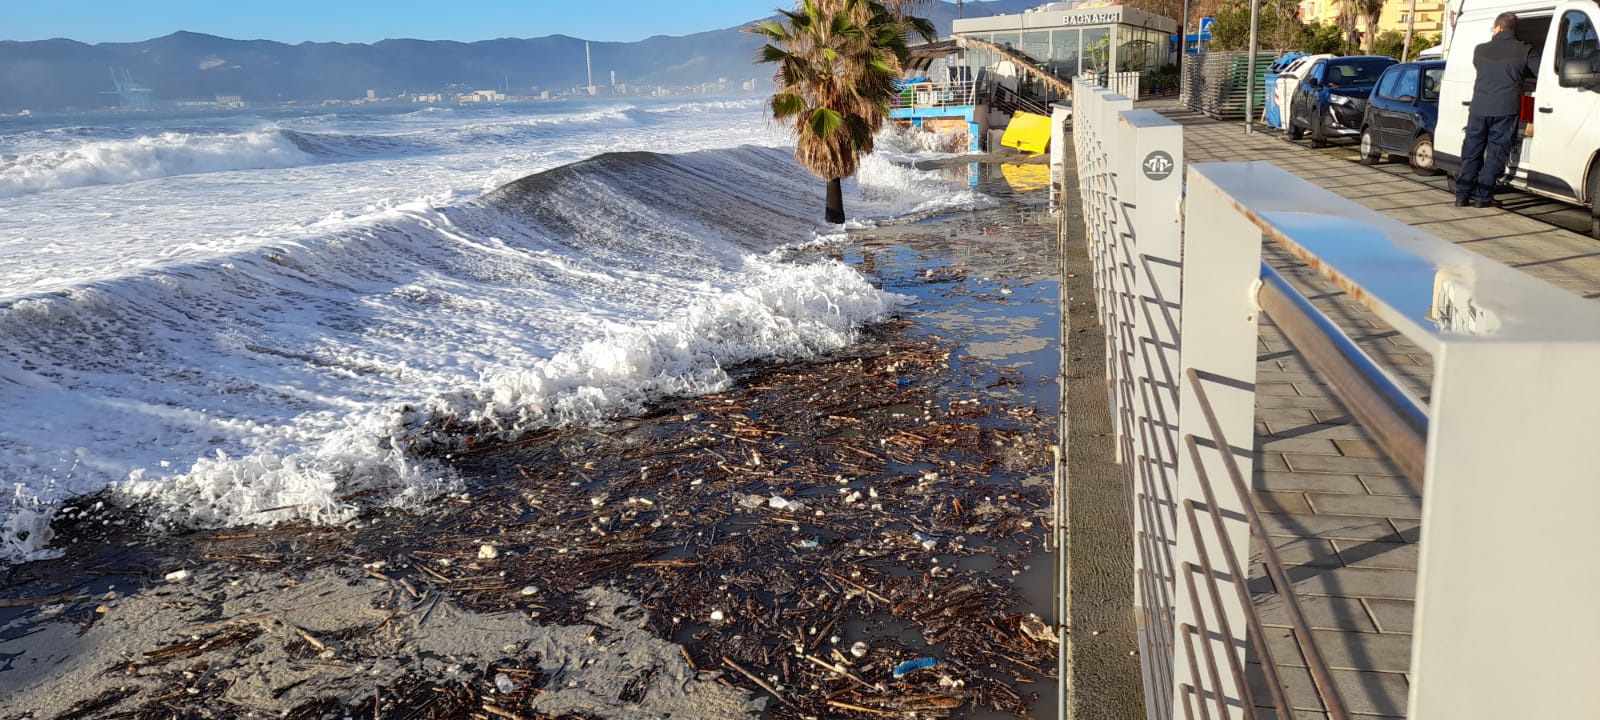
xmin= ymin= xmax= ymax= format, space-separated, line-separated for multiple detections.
xmin=891 ymin=2 xmax=1177 ymax=153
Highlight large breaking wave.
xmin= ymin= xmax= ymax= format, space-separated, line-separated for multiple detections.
xmin=0 ymin=141 xmax=987 ymax=562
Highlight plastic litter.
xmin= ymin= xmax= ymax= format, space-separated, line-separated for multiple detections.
xmin=892 ymin=657 xmax=937 ymax=678
xmin=913 ymin=532 xmax=938 ymax=551
xmin=478 ymin=544 xmax=499 ymax=560
xmin=494 ymin=672 xmax=519 ymax=694
xmin=768 ymin=495 xmax=804 ymax=511
xmin=850 ymin=641 xmax=869 ymax=658
xmin=163 ymin=569 xmax=190 ymax=582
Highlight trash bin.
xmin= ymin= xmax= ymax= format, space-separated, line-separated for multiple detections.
xmin=1263 ymin=52 xmax=1306 ymax=129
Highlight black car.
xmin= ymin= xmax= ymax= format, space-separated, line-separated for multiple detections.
xmin=1358 ymin=60 xmax=1446 ymax=175
xmin=1287 ymin=56 xmax=1398 ymax=147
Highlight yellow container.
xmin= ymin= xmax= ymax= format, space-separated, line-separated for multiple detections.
xmin=1000 ymin=111 xmax=1052 ymax=155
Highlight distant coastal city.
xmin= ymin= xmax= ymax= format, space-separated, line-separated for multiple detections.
xmin=162 ymin=77 xmax=767 ymax=113
xmin=5 ymin=36 xmax=776 ymax=117
xmin=41 ymin=67 xmax=769 ymax=118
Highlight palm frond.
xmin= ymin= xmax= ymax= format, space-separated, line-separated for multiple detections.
xmin=771 ymin=92 xmax=806 ymax=119
xmin=756 ymin=44 xmax=791 ymax=64
xmin=808 ymin=107 xmax=843 ymax=138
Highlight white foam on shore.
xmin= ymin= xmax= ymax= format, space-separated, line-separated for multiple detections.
xmin=432 ymin=256 xmax=903 ymax=434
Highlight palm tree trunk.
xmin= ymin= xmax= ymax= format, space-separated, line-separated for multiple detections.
xmin=1402 ymin=0 xmax=1417 ymax=60
xmin=826 ymin=178 xmax=845 ymax=224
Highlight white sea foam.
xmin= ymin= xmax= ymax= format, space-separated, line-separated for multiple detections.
xmin=848 ymin=153 xmax=997 ymax=221
xmin=876 ymin=123 xmax=970 ymax=159
xmin=0 ymin=129 xmax=316 ymax=197
xmin=433 ymin=257 xmax=904 ymax=434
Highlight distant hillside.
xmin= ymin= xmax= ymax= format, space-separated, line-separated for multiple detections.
xmin=0 ymin=0 xmax=1041 ymax=114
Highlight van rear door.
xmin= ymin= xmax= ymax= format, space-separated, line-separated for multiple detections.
xmin=1436 ymin=15 xmax=1495 ymax=174
xmin=1527 ymin=5 xmax=1600 ymax=200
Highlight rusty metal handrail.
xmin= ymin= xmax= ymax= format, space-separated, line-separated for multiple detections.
xmin=1184 ymin=367 xmax=1353 ymax=720
xmin=956 ymin=36 xmax=1074 ymax=95
xmin=1255 ymin=264 xmax=1428 ymax=484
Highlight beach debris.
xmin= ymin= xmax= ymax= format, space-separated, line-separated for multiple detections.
xmin=163 ymin=569 xmax=190 ymax=582
xmin=74 ymin=329 xmax=1056 ymax=719
xmin=1020 ymin=613 xmax=1058 ymax=643
xmin=767 ymin=494 xmax=803 ymax=512
xmin=478 ymin=544 xmax=499 ymax=560
xmin=892 ymin=657 xmax=939 ymax=679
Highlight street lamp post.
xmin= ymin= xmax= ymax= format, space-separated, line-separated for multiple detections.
xmin=1245 ymin=0 xmax=1261 ymax=133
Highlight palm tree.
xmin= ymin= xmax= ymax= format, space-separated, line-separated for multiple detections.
xmin=1339 ymin=0 xmax=1386 ymax=53
xmin=749 ymin=0 xmax=933 ymax=223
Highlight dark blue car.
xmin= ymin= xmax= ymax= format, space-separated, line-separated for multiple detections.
xmin=1358 ymin=60 xmax=1446 ymax=175
xmin=1287 ymin=56 xmax=1397 ymax=148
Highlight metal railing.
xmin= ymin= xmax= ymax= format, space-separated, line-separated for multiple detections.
xmin=1182 ymin=51 xmax=1270 ymax=120
xmin=1071 ymin=79 xmax=1189 ymax=720
xmin=889 ymin=79 xmax=977 ymax=110
xmin=1063 ymin=77 xmax=1600 ymax=720
xmin=1097 ymin=70 xmax=1144 ymax=99
xmin=992 ymin=82 xmax=1049 ymax=118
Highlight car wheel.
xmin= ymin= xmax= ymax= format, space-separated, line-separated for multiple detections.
xmin=1287 ymin=112 xmax=1305 ymax=140
xmin=1359 ymin=127 xmax=1380 ymax=165
xmin=1410 ymin=133 xmax=1440 ymax=175
xmin=1309 ymin=112 xmax=1328 ymax=148
xmin=1588 ymin=164 xmax=1600 ymax=240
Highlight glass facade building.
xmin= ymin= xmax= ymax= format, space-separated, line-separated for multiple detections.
xmin=952 ymin=2 xmax=1180 ymax=81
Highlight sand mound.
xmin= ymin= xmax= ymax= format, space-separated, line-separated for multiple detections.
xmin=0 ymin=566 xmax=760 ymax=719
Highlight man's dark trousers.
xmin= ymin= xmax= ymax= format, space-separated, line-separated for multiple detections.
xmin=1456 ymin=113 xmax=1519 ymax=204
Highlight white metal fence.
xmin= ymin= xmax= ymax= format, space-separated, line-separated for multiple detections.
xmin=1063 ymin=77 xmax=1600 ymax=720
xmin=1100 ymin=71 xmax=1142 ymax=99
xmin=889 ymin=80 xmax=978 ymax=110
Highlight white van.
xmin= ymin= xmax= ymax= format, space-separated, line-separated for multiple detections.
xmin=1436 ymin=0 xmax=1600 ymax=235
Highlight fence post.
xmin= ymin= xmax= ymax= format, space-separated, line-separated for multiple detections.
xmin=1408 ymin=339 xmax=1600 ymax=719
xmin=1089 ymin=91 xmax=1132 ymax=448
xmin=1168 ymin=165 xmax=1262 ymax=718
xmin=1052 ymin=102 xmax=1072 ymax=200
xmin=1115 ymin=108 xmax=1184 ymax=720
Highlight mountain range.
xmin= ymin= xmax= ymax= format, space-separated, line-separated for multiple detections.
xmin=0 ymin=0 xmax=1041 ymax=114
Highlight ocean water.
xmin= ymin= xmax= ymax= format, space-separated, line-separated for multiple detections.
xmin=0 ymin=99 xmax=990 ymax=563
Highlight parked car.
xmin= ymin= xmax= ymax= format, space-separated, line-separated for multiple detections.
xmin=1358 ymin=60 xmax=1447 ymax=174
xmin=1273 ymin=53 xmax=1335 ymax=131
xmin=1436 ymin=0 xmax=1600 ymax=237
xmin=1287 ymin=56 xmax=1399 ymax=147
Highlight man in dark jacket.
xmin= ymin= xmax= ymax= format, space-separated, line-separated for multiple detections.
xmin=1456 ymin=12 xmax=1538 ymax=208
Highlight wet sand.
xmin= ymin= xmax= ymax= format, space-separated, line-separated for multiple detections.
xmin=0 ymin=163 xmax=1061 ymax=719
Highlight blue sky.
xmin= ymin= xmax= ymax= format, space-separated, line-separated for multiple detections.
xmin=0 ymin=1 xmax=796 ymax=44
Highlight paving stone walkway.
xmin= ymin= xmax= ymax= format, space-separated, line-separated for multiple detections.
xmin=1140 ymin=99 xmax=1600 ymax=720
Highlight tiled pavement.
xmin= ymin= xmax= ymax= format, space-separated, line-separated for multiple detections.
xmin=1142 ymin=100 xmax=1600 ymax=720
